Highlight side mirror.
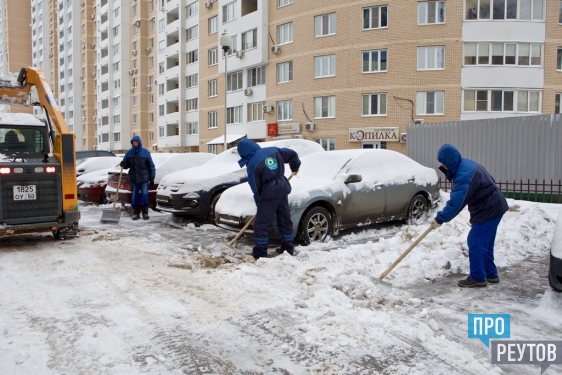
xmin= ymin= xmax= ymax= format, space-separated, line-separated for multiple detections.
xmin=344 ymin=174 xmax=362 ymax=184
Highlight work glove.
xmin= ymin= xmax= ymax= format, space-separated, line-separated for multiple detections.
xmin=120 ymin=161 xmax=126 ymax=168
xmin=431 ymin=219 xmax=442 ymax=230
xmin=291 ymin=170 xmax=298 ymax=177
xmin=149 ymin=178 xmax=154 ymax=185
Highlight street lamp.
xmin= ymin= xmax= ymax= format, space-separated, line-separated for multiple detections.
xmin=219 ymin=31 xmax=232 ymax=152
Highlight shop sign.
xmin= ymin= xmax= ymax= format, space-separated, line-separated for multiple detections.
xmin=348 ymin=127 xmax=400 ymax=142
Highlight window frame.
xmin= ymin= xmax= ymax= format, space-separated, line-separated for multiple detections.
xmin=277 ymin=22 xmax=293 ymax=45
xmin=362 ymin=5 xmax=388 ymax=30
xmin=277 ymin=61 xmax=293 ymax=83
xmin=314 ymin=55 xmax=336 ymax=78
xmin=416 ymin=91 xmax=445 ymax=115
xmin=417 ymin=46 xmax=445 ymax=70
xmin=418 ymin=1 xmax=446 ymax=25
xmin=362 ymin=49 xmax=388 ymax=73
xmin=362 ymin=93 xmax=388 ymax=116
xmin=277 ymin=100 xmax=293 ymax=121
xmin=314 ymin=96 xmax=336 ymax=119
xmin=314 ymin=13 xmax=336 ymax=37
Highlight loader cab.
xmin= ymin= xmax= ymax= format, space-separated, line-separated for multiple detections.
xmin=0 ymin=118 xmax=49 ymax=156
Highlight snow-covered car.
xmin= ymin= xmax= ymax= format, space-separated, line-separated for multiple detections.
xmin=76 ymin=155 xmax=121 ymax=176
xmin=156 ymin=139 xmax=325 ymax=223
xmin=105 ymin=152 xmax=216 ymax=209
xmin=215 ymin=149 xmax=440 ymax=245
xmin=76 ymin=150 xmax=116 ymax=166
xmin=549 ymin=210 xmax=562 ymax=292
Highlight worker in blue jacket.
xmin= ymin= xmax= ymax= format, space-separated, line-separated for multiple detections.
xmin=120 ymin=135 xmax=156 ymax=220
xmin=432 ymin=144 xmax=508 ymax=288
xmin=237 ymin=138 xmax=301 ymax=259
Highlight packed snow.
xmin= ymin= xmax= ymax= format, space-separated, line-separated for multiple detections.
xmin=0 ymin=192 xmax=561 ymax=374
xmin=76 ymin=156 xmax=122 ymax=176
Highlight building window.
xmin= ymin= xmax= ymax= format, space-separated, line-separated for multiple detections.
xmin=223 ymin=1 xmax=236 ymax=23
xmin=186 ymin=98 xmax=198 ymax=112
xmin=314 ymin=96 xmax=336 ymax=118
xmin=209 ymin=16 xmax=218 ymax=34
xmin=227 ymin=71 xmax=243 ymax=92
xmin=277 ymin=100 xmax=293 ymax=120
xmin=209 ymin=111 xmax=218 ymax=128
xmin=186 ymin=73 xmax=198 ymax=88
xmin=113 ymin=61 xmax=120 ymax=71
xmin=226 ymin=105 xmax=243 ymax=124
xmin=113 ymin=43 xmax=120 ymax=54
xmin=464 ymin=42 xmax=542 ymax=66
xmin=558 ymin=47 xmax=562 ymax=70
xmin=209 ymin=80 xmax=218 ymax=97
xmin=315 ymin=13 xmax=336 ymax=37
xmin=277 ymin=61 xmax=293 ymax=83
xmin=242 ymin=29 xmax=257 ymax=50
xmin=278 ymin=0 xmax=293 ymax=7
xmin=247 ymin=66 xmax=265 ymax=87
xmin=113 ymin=115 xmax=121 ymax=124
xmin=417 ymin=91 xmax=444 ymax=114
xmin=463 ymin=89 xmax=540 ymax=112
xmin=248 ymin=102 xmax=264 ymax=122
xmin=159 ymin=19 xmax=165 ymax=32
xmin=208 ymin=144 xmax=218 ymax=154
xmin=362 ymin=49 xmax=387 ymax=73
xmin=149 ymin=94 xmax=154 ymax=104
xmin=186 ymin=122 xmax=198 ymax=135
xmin=113 ymin=96 xmax=120 ymax=107
xmin=159 ymin=105 xmax=165 ymax=116
xmin=187 ymin=25 xmax=198 ymax=41
xmin=149 ymin=113 xmax=154 ymax=123
xmin=314 ymin=55 xmax=336 ymax=78
xmin=465 ymin=0 xmax=543 ymax=20
xmin=277 ymin=22 xmax=293 ymax=45
xmin=418 ymin=1 xmax=445 ymax=24
xmin=314 ymin=138 xmax=335 ymax=151
xmin=114 ymin=79 xmax=121 ymax=89
xmin=186 ymin=1 xmax=198 ymax=18
xmin=133 ymin=114 xmax=138 ymax=124
xmin=159 ymin=127 xmax=165 ymax=137
xmin=159 ymin=40 xmax=165 ymax=53
xmin=209 ymin=48 xmax=218 ymax=66
xmin=133 ymin=96 xmax=138 ymax=106
xmin=159 ymin=84 xmax=165 ymax=95
xmin=363 ymin=5 xmax=388 ymax=29
xmin=417 ymin=46 xmax=445 ymax=70
xmin=132 ymin=4 xmax=137 ymax=16
xmin=362 ymin=93 xmax=387 ymax=116
xmin=186 ymin=50 xmax=198 ymax=64
xmin=114 ymin=7 xmax=120 ymax=18
xmin=556 ymin=93 xmax=561 ymax=114
xmin=113 ymin=25 xmax=120 ymax=36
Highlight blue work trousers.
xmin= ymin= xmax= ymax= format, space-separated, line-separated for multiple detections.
xmin=131 ymin=182 xmax=149 ymax=207
xmin=467 ymin=215 xmax=503 ymax=282
xmin=253 ymin=195 xmax=294 ymax=258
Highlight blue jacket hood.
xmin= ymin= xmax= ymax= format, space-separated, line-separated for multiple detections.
xmin=437 ymin=143 xmax=462 ymax=180
xmin=237 ymin=138 xmax=259 ymax=168
xmin=131 ymin=135 xmax=143 ymax=152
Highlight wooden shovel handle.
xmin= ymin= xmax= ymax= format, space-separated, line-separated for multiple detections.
xmin=379 ymin=225 xmax=434 ymax=280
xmin=228 ymin=172 xmax=297 ymax=246
xmin=111 ymin=167 xmax=124 ymax=211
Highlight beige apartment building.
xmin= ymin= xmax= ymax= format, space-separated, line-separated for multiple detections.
xmin=195 ymin=0 xmax=562 ymax=155
xmin=0 ymin=0 xmax=32 ymax=114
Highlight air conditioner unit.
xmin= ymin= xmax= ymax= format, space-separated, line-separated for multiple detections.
xmin=293 ymin=135 xmax=304 ymax=139
xmin=81 ymin=1 xmax=85 ymax=6
xmin=49 ymin=54 xmax=53 ymax=58
xmin=400 ymin=133 xmax=407 ymax=144
xmin=130 ymin=87 xmax=135 ymax=92
xmin=235 ymin=50 xmax=244 ymax=58
xmin=80 ymin=103 xmax=85 ymax=107
xmin=243 ymin=88 xmax=252 ymax=96
xmin=91 ymin=14 xmax=95 ymax=20
xmin=204 ymin=1 xmax=212 ymax=8
xmin=50 ymin=30 xmax=53 ymax=34
xmin=263 ymin=105 xmax=274 ymax=113
xmin=79 ymin=75 xmax=83 ymax=79
xmin=133 ymin=68 xmax=137 ymax=73
xmin=146 ymin=85 xmax=152 ymax=91
xmin=132 ymin=50 xmax=137 ymax=56
xmin=92 ymin=72 xmax=96 ymax=77
xmin=134 ymin=20 xmax=141 ymax=27
xmin=82 ymin=117 xmax=86 ymax=121
xmin=305 ymin=122 xmax=315 ymax=131
xmin=154 ymin=79 xmax=157 ymax=84
xmin=160 ymin=7 xmax=165 ymax=12
xmin=414 ymin=118 xmax=424 ymax=125
xmin=92 ymin=115 xmax=97 ymax=120
xmin=91 ymin=43 xmax=96 ymax=48
xmin=146 ymin=47 xmax=152 ymax=52
xmin=82 ymin=45 xmax=86 ymax=49
xmin=271 ymin=45 xmax=280 ymax=54
xmin=128 ymin=70 xmax=134 ymax=75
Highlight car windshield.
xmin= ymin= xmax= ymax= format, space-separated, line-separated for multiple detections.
xmin=298 ymin=152 xmax=360 ymax=180
xmin=0 ymin=127 xmax=45 ymax=153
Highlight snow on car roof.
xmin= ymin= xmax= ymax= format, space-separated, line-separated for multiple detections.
xmin=0 ymin=113 xmax=45 ymax=126
xmin=76 ymin=156 xmax=123 ymax=176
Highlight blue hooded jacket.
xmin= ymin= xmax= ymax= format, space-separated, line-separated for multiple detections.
xmin=237 ymin=138 xmax=301 ymax=205
xmin=122 ymin=135 xmax=156 ymax=184
xmin=436 ymin=144 xmax=508 ymax=224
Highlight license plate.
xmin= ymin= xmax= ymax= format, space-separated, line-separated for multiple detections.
xmin=13 ymin=185 xmax=36 ymax=200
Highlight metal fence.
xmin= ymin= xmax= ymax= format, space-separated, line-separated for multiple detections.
xmin=407 ymin=114 xmax=562 ymax=183
xmin=438 ymin=178 xmax=562 ymax=203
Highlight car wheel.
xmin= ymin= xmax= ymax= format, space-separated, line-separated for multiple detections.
xmin=549 ymin=274 xmax=562 ymax=293
xmin=300 ymin=207 xmax=332 ymax=245
xmin=407 ymin=194 xmax=428 ymax=223
xmin=208 ymin=192 xmax=222 ymax=225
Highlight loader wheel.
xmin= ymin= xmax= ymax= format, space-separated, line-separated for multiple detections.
xmin=52 ymin=222 xmax=78 ymax=240
xmin=208 ymin=192 xmax=222 ymax=225
xmin=407 ymin=194 xmax=428 ymax=224
xmin=299 ymin=207 xmax=332 ymax=245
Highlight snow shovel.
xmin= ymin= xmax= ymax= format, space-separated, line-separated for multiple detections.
xmin=228 ymin=172 xmax=297 ymax=247
xmin=100 ymin=167 xmax=124 ymax=224
xmin=377 ymin=224 xmax=435 ymax=291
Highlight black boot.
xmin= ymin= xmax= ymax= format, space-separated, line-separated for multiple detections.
xmin=142 ymin=207 xmax=149 ymax=220
xmin=132 ymin=207 xmax=140 ymax=220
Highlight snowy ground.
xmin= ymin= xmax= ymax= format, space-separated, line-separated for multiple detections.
xmin=1 ymin=193 xmax=561 ymax=375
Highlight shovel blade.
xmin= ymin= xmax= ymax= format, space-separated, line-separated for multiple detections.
xmin=374 ymin=279 xmax=393 ymax=297
xmin=100 ymin=209 xmax=121 ymax=224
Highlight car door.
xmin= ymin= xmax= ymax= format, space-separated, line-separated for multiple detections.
xmin=384 ymin=176 xmax=418 ymax=219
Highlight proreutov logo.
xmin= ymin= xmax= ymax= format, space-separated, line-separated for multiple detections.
xmin=468 ymin=314 xmax=562 ymax=373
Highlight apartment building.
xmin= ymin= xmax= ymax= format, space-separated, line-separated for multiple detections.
xmin=31 ymin=0 xmax=56 ymax=102
xmin=0 ymin=0 xmax=32 ymax=114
